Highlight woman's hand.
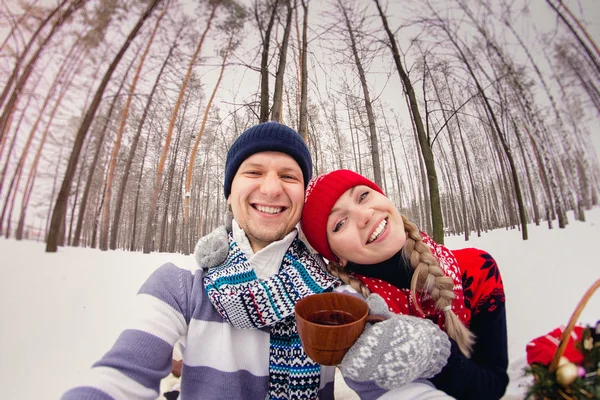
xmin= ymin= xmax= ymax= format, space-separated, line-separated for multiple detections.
xmin=339 ymin=294 xmax=451 ymax=389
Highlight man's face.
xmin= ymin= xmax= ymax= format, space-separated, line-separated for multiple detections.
xmin=228 ymin=151 xmax=305 ymax=252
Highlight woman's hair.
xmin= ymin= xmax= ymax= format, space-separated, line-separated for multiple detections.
xmin=326 ymin=215 xmax=475 ymax=357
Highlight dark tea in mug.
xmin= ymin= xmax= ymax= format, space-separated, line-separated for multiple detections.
xmin=308 ymin=310 xmax=359 ymax=326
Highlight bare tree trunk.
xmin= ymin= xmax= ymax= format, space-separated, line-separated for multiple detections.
xmin=430 ymin=73 xmax=469 ymax=240
xmin=349 ymin=103 xmax=364 ymax=175
xmin=71 ymin=53 xmax=137 ymax=247
xmin=0 ymin=38 xmax=81 ymax=236
xmin=380 ymin=103 xmax=405 ymax=208
xmin=67 ymin=152 xmax=87 ymax=245
xmin=0 ymin=0 xmax=87 ymax=143
xmin=170 ymin=133 xmax=193 ymax=253
xmin=109 ymin=28 xmax=179 ymax=250
xmin=183 ymin=34 xmax=233 ymax=253
xmin=195 ymin=154 xmax=210 ymax=241
xmin=317 ymin=90 xmax=344 ymax=168
xmin=159 ymin=130 xmax=182 ymax=252
xmin=130 ymin=130 xmax=151 ymax=251
xmin=46 ymin=0 xmax=162 ymax=252
xmin=513 ymin=118 xmax=540 ymax=225
xmin=501 ymin=14 xmax=581 ymax=223
xmin=375 ymin=0 xmax=443 ymax=242
xmin=0 ymin=69 xmax=46 ymax=198
xmin=257 ymin=0 xmax=279 ymax=122
xmin=90 ymin=164 xmax=109 ymax=249
xmin=143 ymin=2 xmax=217 ymax=254
xmin=403 ymin=90 xmax=432 ymax=234
xmin=461 ymin=0 xmax=565 ymax=230
xmin=545 ymin=0 xmax=600 ymax=75
xmin=442 ymin=72 xmax=482 ymax=236
xmin=100 ymin=7 xmax=166 ymax=251
xmin=0 ymin=0 xmax=42 ymax=54
xmin=440 ymin=146 xmax=459 ymax=234
xmin=15 ymin=53 xmax=84 ymax=241
xmin=439 ymin=21 xmax=528 ymax=239
xmin=345 ymin=94 xmax=359 ymax=172
xmin=340 ymin=1 xmax=381 ymax=187
xmin=45 ymin=142 xmax=65 ymax=239
xmin=0 ymin=0 xmax=68 ymax=111
xmin=297 ymin=0 xmax=309 ymax=139
xmin=271 ymin=0 xmax=293 ymax=122
xmin=394 ymin=112 xmax=418 ymax=213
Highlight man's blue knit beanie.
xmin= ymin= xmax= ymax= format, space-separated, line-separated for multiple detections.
xmin=224 ymin=122 xmax=312 ymax=199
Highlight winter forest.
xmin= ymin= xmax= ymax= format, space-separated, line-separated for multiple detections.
xmin=0 ymin=0 xmax=599 ymax=256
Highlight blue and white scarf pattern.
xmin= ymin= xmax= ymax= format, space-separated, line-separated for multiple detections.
xmin=204 ymin=233 xmax=340 ymax=399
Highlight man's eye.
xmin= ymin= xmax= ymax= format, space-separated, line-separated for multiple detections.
xmin=245 ymin=171 xmax=261 ymax=176
xmin=359 ymin=191 xmax=369 ymax=203
xmin=281 ymin=174 xmax=297 ymax=180
xmin=333 ymin=219 xmax=345 ymax=233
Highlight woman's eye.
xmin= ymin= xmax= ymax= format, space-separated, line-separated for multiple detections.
xmin=333 ymin=219 xmax=345 ymax=233
xmin=358 ymin=191 xmax=369 ymax=203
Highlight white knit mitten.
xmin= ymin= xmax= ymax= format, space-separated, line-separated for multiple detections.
xmin=340 ymin=294 xmax=451 ymax=389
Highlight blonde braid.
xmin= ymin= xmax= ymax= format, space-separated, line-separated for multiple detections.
xmin=402 ymin=216 xmax=475 ymax=357
xmin=326 ymin=262 xmax=371 ymax=299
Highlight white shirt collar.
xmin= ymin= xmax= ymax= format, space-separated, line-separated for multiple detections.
xmin=232 ymin=219 xmax=298 ymax=280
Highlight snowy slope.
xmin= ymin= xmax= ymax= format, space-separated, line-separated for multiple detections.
xmin=1 ymin=209 xmax=599 ymax=399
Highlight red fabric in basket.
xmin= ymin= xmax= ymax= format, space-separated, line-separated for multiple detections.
xmin=526 ymin=325 xmax=585 ymax=366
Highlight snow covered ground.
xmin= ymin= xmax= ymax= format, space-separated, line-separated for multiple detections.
xmin=1 ymin=209 xmax=599 ymax=399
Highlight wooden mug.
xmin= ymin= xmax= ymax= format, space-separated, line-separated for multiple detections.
xmin=295 ymin=292 xmax=386 ymax=366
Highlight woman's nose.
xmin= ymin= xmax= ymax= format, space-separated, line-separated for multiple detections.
xmin=353 ymin=206 xmax=373 ymax=228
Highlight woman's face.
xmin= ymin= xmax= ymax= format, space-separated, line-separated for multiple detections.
xmin=326 ymin=185 xmax=406 ymax=266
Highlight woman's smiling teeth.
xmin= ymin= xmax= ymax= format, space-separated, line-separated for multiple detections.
xmin=254 ymin=204 xmax=284 ymax=214
xmin=368 ymin=218 xmax=387 ymax=243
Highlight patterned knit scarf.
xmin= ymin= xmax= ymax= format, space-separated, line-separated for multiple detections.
xmin=353 ymin=233 xmax=471 ymax=331
xmin=204 ymin=234 xmax=340 ymax=400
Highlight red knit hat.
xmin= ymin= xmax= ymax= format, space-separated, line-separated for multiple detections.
xmin=301 ymin=170 xmax=384 ymax=262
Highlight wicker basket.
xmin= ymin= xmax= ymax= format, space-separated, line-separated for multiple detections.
xmin=540 ymin=279 xmax=599 ymax=400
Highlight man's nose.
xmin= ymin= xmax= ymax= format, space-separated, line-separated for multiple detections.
xmin=260 ymin=172 xmax=283 ymax=197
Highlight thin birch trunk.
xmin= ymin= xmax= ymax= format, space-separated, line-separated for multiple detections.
xmin=109 ymin=27 xmax=180 ymax=250
xmin=183 ymin=34 xmax=233 ymax=253
xmin=71 ymin=52 xmax=137 ymax=247
xmin=100 ymin=7 xmax=166 ymax=251
xmin=297 ymin=0 xmax=308 ymax=139
xmin=271 ymin=0 xmax=293 ymax=122
xmin=0 ymin=39 xmax=81 ymax=236
xmin=340 ymin=1 xmax=381 ymax=186
xmin=143 ymin=2 xmax=218 ymax=254
xmin=47 ymin=0 xmax=162 ymax=252
xmin=545 ymin=0 xmax=600 ymax=75
xmin=130 ymin=129 xmax=151 ymax=251
xmin=375 ymin=0 xmax=442 ymax=242
xmin=0 ymin=0 xmax=87 ymax=143
xmin=257 ymin=0 xmax=279 ymax=122
xmin=15 ymin=53 xmax=85 ymax=240
xmin=0 ymin=0 xmax=68 ymax=111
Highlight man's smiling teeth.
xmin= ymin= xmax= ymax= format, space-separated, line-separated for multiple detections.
xmin=255 ymin=205 xmax=283 ymax=214
xmin=368 ymin=219 xmax=387 ymax=243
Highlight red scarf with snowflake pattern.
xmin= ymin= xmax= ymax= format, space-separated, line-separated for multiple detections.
xmin=353 ymin=233 xmax=469 ymax=331
xmin=353 ymin=232 xmax=505 ymax=332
